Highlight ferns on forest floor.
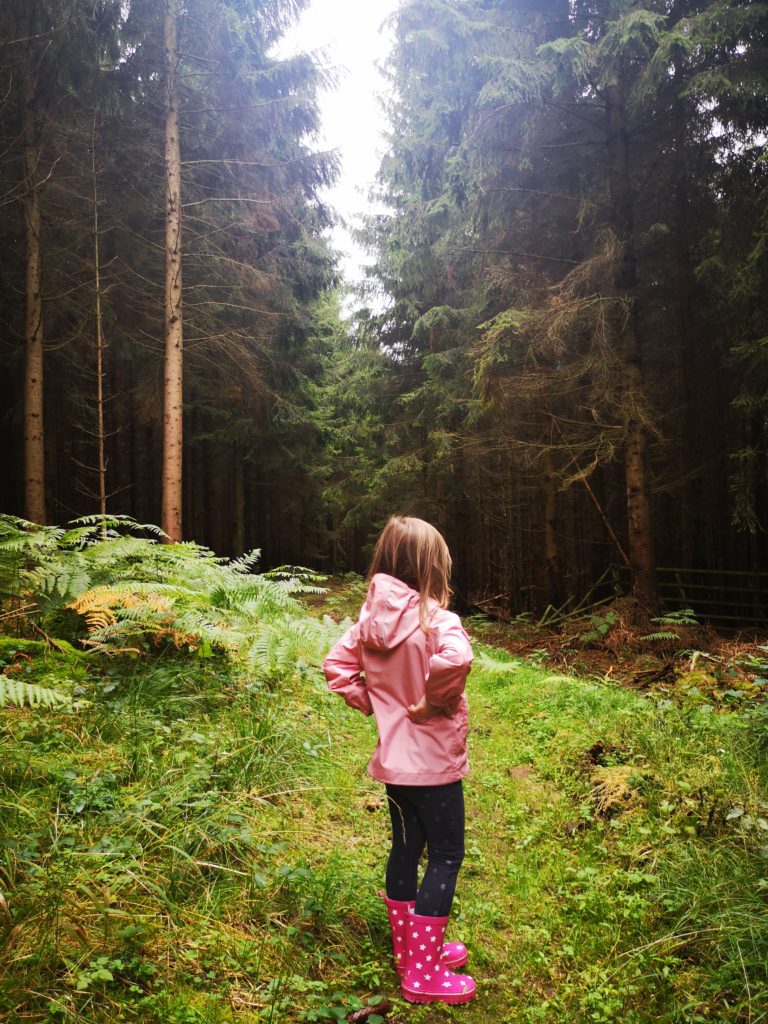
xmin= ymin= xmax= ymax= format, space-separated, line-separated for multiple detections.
xmin=0 ymin=515 xmax=341 ymax=707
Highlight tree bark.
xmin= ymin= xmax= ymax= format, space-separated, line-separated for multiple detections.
xmin=605 ymin=71 xmax=656 ymax=608
xmin=21 ymin=69 xmax=45 ymax=524
xmin=92 ymin=129 xmax=108 ymax=535
xmin=621 ymin=359 xmax=656 ymax=606
xmin=542 ymin=446 xmax=563 ymax=605
xmin=671 ymin=50 xmax=697 ymax=569
xmin=233 ymin=452 xmax=245 ymax=555
xmin=161 ymin=0 xmax=183 ymax=542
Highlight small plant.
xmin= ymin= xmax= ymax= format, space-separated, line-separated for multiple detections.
xmin=57 ymin=769 xmax=121 ymax=816
xmin=292 ymin=985 xmax=387 ymax=1023
xmin=64 ymin=951 xmax=155 ymax=993
xmin=0 ymin=640 xmax=82 ymax=709
xmin=641 ymin=608 xmax=699 ymax=642
xmin=525 ymin=647 xmax=550 ymax=668
xmin=579 ymin=611 xmax=618 ymax=645
xmin=736 ymin=645 xmax=768 ymax=684
xmin=0 ymin=674 xmax=71 ymax=709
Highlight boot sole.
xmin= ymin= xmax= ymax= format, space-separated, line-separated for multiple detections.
xmin=402 ymin=987 xmax=476 ymax=1005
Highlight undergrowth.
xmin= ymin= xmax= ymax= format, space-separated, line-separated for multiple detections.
xmin=1 ymin=533 xmax=766 ymax=1022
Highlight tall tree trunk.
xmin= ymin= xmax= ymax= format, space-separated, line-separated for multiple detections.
xmin=92 ymin=129 xmax=108 ymax=536
xmin=233 ymin=452 xmax=245 ymax=555
xmin=671 ymin=51 xmax=696 ymax=570
xmin=606 ymin=70 xmax=656 ymax=608
xmin=542 ymin=446 xmax=563 ymax=606
xmin=113 ymin=355 xmax=130 ymax=516
xmin=21 ymin=69 xmax=45 ymax=524
xmin=161 ymin=0 xmax=183 ymax=542
xmin=622 ymin=375 xmax=655 ymax=603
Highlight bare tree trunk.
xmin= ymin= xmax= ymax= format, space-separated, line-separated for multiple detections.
xmin=542 ymin=446 xmax=563 ymax=605
xmin=233 ymin=452 xmax=245 ymax=555
xmin=113 ymin=356 xmax=130 ymax=515
xmin=21 ymin=71 xmax=45 ymax=524
xmin=606 ymin=71 xmax=656 ymax=608
xmin=434 ymin=474 xmax=447 ymax=533
xmin=622 ymin=357 xmax=656 ymax=603
xmin=189 ymin=407 xmax=203 ymax=541
xmin=671 ymin=50 xmax=696 ymax=569
xmin=161 ymin=0 xmax=183 ymax=542
xmin=92 ymin=129 xmax=108 ymax=536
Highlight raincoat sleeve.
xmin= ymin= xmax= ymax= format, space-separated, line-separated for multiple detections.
xmin=425 ymin=615 xmax=473 ymax=710
xmin=323 ymin=623 xmax=373 ymax=716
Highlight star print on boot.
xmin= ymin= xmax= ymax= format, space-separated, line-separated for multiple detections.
xmin=401 ymin=913 xmax=475 ymax=1005
xmin=379 ymin=892 xmax=467 ymax=975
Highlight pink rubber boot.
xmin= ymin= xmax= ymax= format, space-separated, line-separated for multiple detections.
xmin=401 ymin=912 xmax=476 ymax=1004
xmin=379 ymin=893 xmax=467 ymax=975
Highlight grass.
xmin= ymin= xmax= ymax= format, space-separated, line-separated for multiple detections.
xmin=1 ymin=594 xmax=767 ymax=1023
xmin=453 ymin=658 xmax=768 ymax=1023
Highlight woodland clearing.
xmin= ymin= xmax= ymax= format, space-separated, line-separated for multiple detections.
xmin=1 ymin=524 xmax=767 ymax=1023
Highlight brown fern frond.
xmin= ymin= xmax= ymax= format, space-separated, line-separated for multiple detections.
xmin=69 ymin=588 xmax=117 ymax=632
xmin=79 ymin=638 xmax=142 ymax=656
xmin=69 ymin=586 xmax=173 ymax=635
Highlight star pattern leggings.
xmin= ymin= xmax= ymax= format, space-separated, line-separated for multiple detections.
xmin=384 ymin=780 xmax=465 ymax=917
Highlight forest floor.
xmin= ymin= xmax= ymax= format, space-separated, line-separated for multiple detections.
xmin=2 ymin=575 xmax=768 ymax=1024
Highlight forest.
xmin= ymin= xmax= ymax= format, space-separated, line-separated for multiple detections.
xmin=1 ymin=0 xmax=766 ymax=621
xmin=1 ymin=1 xmax=768 ymax=1023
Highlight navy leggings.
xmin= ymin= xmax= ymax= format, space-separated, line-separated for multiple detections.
xmin=384 ymin=780 xmax=465 ymax=917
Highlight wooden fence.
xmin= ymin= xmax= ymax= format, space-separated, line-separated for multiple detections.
xmin=611 ymin=565 xmax=768 ymax=629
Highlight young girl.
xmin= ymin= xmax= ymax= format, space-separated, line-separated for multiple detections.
xmin=323 ymin=516 xmax=475 ymax=1005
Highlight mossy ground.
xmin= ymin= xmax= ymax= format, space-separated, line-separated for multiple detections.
xmin=1 ymin=590 xmax=767 ymax=1024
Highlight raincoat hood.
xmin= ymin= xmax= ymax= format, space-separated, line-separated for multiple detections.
xmin=358 ymin=573 xmax=425 ymax=651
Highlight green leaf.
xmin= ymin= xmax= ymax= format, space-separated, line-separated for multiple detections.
xmin=0 ymin=676 xmax=71 ymax=709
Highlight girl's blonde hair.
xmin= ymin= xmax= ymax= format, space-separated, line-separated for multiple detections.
xmin=368 ymin=515 xmax=452 ymax=630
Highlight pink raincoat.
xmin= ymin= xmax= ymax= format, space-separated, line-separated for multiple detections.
xmin=322 ymin=573 xmax=473 ymax=785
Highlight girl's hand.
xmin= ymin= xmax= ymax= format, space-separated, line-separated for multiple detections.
xmin=407 ymin=694 xmax=444 ymax=723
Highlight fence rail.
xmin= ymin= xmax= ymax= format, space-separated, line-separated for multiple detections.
xmin=611 ymin=565 xmax=768 ymax=629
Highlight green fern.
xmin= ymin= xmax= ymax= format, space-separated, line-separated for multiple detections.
xmin=246 ymin=614 xmax=341 ymax=681
xmin=0 ymin=675 xmax=71 ymax=708
xmin=654 ymin=608 xmax=699 ymax=627
xmin=23 ymin=563 xmax=91 ymax=605
xmin=641 ymin=608 xmax=699 ymax=643
xmin=228 ymin=548 xmax=263 ymax=574
xmin=474 ymin=652 xmax=521 ymax=673
xmin=1 ymin=515 xmax=339 ymax=684
xmin=579 ymin=611 xmax=619 ymax=645
xmin=260 ymin=565 xmax=328 ymax=594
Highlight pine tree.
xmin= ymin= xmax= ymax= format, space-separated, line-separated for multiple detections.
xmin=0 ymin=1 xmax=122 ymax=524
xmin=0 ymin=0 xmax=337 ymax=563
xmin=361 ymin=0 xmax=768 ymax=612
xmin=162 ymin=0 xmax=183 ymax=542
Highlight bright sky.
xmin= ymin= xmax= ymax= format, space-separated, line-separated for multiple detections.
xmin=274 ymin=0 xmax=401 ymax=295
